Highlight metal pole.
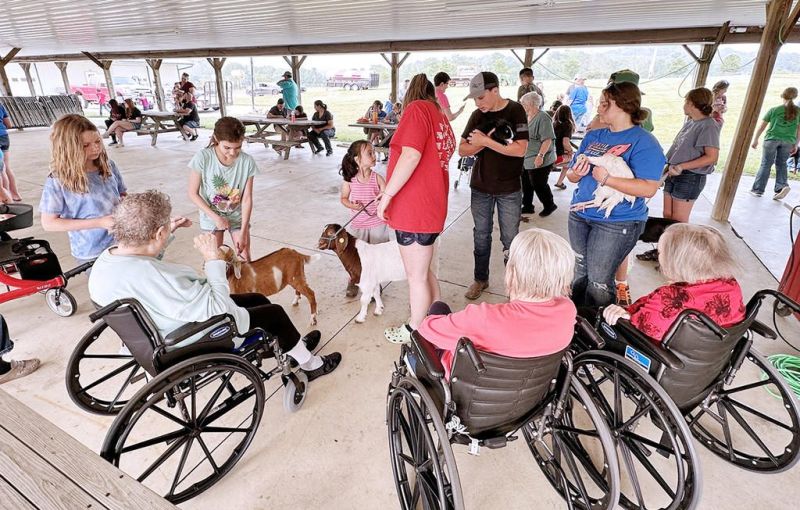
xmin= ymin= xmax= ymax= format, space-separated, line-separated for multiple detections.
xmin=250 ymin=57 xmax=255 ymax=111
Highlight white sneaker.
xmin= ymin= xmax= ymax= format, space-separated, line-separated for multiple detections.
xmin=774 ymin=186 xmax=791 ymax=200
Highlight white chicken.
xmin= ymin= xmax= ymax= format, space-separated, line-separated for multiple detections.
xmin=569 ymin=153 xmax=636 ymax=218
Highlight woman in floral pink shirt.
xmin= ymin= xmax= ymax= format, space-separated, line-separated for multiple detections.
xmin=603 ymin=223 xmax=745 ymax=343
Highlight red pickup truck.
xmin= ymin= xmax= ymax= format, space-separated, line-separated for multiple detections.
xmin=71 ymin=77 xmax=152 ymax=103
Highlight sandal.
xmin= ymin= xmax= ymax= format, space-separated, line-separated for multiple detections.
xmin=384 ymin=324 xmax=412 ymax=344
xmin=553 ymin=183 xmax=567 ymax=190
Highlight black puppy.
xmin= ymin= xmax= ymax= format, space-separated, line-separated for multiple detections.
xmin=475 ymin=118 xmax=515 ymax=146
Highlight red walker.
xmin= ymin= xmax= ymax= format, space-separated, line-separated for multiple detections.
xmin=0 ymin=203 xmax=93 ymax=316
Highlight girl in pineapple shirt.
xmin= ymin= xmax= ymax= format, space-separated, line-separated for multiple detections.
xmin=188 ymin=117 xmax=257 ymax=260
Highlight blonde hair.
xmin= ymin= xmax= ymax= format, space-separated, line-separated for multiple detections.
xmin=657 ymin=224 xmax=738 ymax=283
xmin=49 ymin=114 xmax=111 ymax=194
xmin=111 ymin=190 xmax=172 ymax=246
xmin=505 ymin=228 xmax=574 ymax=300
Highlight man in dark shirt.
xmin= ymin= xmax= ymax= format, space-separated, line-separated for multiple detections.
xmin=267 ymin=98 xmax=288 ymax=118
xmin=459 ymin=71 xmax=529 ymax=300
xmin=175 ymin=92 xmax=200 ymax=141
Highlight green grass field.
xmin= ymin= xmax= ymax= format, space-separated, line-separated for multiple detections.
xmin=89 ymin=73 xmax=800 ymax=177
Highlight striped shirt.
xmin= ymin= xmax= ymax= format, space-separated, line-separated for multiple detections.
xmin=348 ymin=171 xmax=385 ymax=229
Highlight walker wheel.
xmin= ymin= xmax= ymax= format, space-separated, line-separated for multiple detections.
xmin=283 ymin=371 xmax=308 ymax=412
xmin=45 ymin=288 xmax=77 ymax=317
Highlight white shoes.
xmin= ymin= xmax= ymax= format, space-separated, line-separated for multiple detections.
xmin=774 ymin=186 xmax=791 ymax=200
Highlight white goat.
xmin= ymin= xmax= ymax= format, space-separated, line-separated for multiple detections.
xmin=353 ymin=239 xmax=408 ymax=323
xmin=569 ymin=153 xmax=636 ymax=218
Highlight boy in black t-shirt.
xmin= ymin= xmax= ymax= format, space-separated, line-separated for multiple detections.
xmin=459 ymin=71 xmax=529 ymax=300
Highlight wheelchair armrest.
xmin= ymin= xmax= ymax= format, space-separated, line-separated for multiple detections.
xmin=410 ymin=331 xmax=446 ymax=379
xmin=616 ymin=319 xmax=685 ymax=370
xmin=89 ymin=298 xmax=141 ymax=322
xmin=456 ymin=337 xmax=486 ymax=374
xmin=576 ymin=316 xmax=605 ymax=349
xmin=749 ymin=320 xmax=777 ymax=340
xmin=164 ymin=314 xmax=234 ymax=347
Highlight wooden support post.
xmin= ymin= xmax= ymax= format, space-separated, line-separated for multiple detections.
xmin=282 ymin=55 xmax=306 ymax=105
xmin=207 ymin=57 xmax=227 ymax=117
xmin=381 ymin=52 xmax=410 ymax=103
xmin=531 ymin=48 xmax=550 ymax=65
xmin=55 ymin=62 xmax=71 ymax=94
xmin=82 ymin=52 xmax=115 ymax=99
xmin=512 ymin=48 xmax=548 ymax=68
xmin=683 ymin=22 xmax=730 ymax=88
xmin=19 ymin=63 xmax=36 ymax=96
xmin=145 ymin=58 xmax=165 ymax=110
xmin=0 ymin=48 xmax=21 ymax=96
xmin=712 ymin=1 xmax=798 ymax=221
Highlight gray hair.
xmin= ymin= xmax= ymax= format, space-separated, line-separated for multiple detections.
xmin=111 ymin=190 xmax=172 ymax=245
xmin=657 ymin=224 xmax=738 ymax=283
xmin=520 ymin=91 xmax=543 ymax=109
xmin=505 ymin=228 xmax=574 ymax=300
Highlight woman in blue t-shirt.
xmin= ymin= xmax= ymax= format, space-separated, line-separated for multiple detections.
xmin=565 ymin=82 xmax=666 ymax=306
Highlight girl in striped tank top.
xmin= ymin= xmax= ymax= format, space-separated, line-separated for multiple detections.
xmin=339 ymin=140 xmax=391 ymax=244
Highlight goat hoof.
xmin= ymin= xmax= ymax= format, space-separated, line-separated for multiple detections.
xmin=373 ymin=308 xmax=384 ymax=316
xmin=355 ymin=316 xmax=366 ymax=324
xmin=309 ymin=314 xmax=317 ymax=326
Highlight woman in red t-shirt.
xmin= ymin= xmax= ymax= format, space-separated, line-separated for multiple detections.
xmin=378 ymin=74 xmax=456 ymax=344
xmin=602 ymin=223 xmax=745 ymax=343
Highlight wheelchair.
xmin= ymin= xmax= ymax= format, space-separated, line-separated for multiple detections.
xmin=65 ymin=298 xmax=310 ymax=503
xmin=386 ymin=318 xmax=623 ymax=510
xmin=573 ymin=288 xmax=800 ymax=509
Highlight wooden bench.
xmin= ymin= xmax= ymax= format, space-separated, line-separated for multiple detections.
xmin=269 ymin=139 xmax=309 ymax=160
xmin=136 ymin=112 xmax=189 ymax=147
xmin=0 ymin=388 xmax=176 ymax=509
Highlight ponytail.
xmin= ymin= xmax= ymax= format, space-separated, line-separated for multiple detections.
xmin=782 ymin=87 xmax=798 ymax=122
xmin=339 ymin=140 xmax=370 ymax=182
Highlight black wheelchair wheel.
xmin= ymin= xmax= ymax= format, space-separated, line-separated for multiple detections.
xmin=686 ymin=348 xmax=800 ymax=472
xmin=387 ymin=376 xmax=464 ymax=510
xmin=525 ymin=374 xmax=621 ymax=510
xmin=66 ymin=320 xmax=148 ymax=415
xmin=574 ymin=351 xmax=702 ymax=510
xmin=101 ymin=353 xmax=265 ymax=504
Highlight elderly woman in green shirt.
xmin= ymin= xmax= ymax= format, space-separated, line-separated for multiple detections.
xmin=519 ymin=91 xmax=558 ymax=217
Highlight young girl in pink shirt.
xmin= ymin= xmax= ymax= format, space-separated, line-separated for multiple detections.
xmin=339 ymin=140 xmax=390 ymax=244
xmin=417 ymin=228 xmax=577 ymax=379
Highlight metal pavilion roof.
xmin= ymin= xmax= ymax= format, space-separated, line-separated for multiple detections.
xmin=0 ymin=0 xmax=772 ymax=58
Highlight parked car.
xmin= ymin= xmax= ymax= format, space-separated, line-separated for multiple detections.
xmin=245 ymin=81 xmax=306 ymax=96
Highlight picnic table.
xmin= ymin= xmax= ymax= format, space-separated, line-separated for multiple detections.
xmin=239 ymin=115 xmax=325 ymax=160
xmin=348 ymin=122 xmax=398 ymax=154
xmin=0 ymin=388 xmax=176 ymax=509
xmin=136 ymin=111 xmax=187 ymax=147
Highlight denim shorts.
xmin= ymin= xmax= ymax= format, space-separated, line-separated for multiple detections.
xmin=395 ymin=230 xmax=439 ymax=247
xmin=664 ymin=172 xmax=707 ymax=201
xmin=181 ymin=120 xmax=200 ymax=128
xmin=0 ymin=135 xmax=9 ymax=151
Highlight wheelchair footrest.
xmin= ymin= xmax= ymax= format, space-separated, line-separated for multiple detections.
xmin=481 ymin=436 xmax=509 ymax=449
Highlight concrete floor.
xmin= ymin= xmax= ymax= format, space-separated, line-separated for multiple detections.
xmin=2 ymin=126 xmax=800 ymax=509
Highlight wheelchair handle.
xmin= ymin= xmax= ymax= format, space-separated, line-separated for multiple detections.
xmin=63 ymin=260 xmax=95 ymax=280
xmin=459 ymin=337 xmax=486 ymax=374
xmin=576 ymin=316 xmax=605 ymax=349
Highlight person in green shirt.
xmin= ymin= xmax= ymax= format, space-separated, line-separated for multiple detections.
xmin=276 ymin=71 xmax=299 ymax=110
xmin=750 ymin=87 xmax=800 ymax=199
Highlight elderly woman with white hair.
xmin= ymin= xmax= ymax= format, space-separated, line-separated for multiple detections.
xmin=601 ymin=223 xmax=745 ymax=343
xmin=88 ymin=190 xmax=341 ymax=381
xmin=519 ymin=91 xmax=558 ymax=217
xmin=416 ymin=228 xmax=577 ymax=379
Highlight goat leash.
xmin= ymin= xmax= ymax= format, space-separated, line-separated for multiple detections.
xmin=335 ymin=199 xmax=377 ymax=236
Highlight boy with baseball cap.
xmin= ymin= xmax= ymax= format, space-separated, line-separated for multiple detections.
xmin=460 ymin=71 xmax=529 ymax=300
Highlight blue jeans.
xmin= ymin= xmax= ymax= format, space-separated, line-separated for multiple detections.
xmin=308 ymin=128 xmax=335 ymax=153
xmin=568 ymin=212 xmax=645 ymax=307
xmin=471 ymin=189 xmax=522 ymax=282
xmin=752 ymin=139 xmax=794 ymax=193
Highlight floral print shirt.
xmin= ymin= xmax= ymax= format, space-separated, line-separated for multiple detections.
xmin=627 ymin=278 xmax=746 ymax=343
xmin=189 ymin=147 xmax=258 ymax=231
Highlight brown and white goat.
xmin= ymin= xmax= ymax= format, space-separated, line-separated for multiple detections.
xmin=318 ymin=224 xmax=415 ymax=324
xmin=220 ymin=246 xmax=319 ymax=325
